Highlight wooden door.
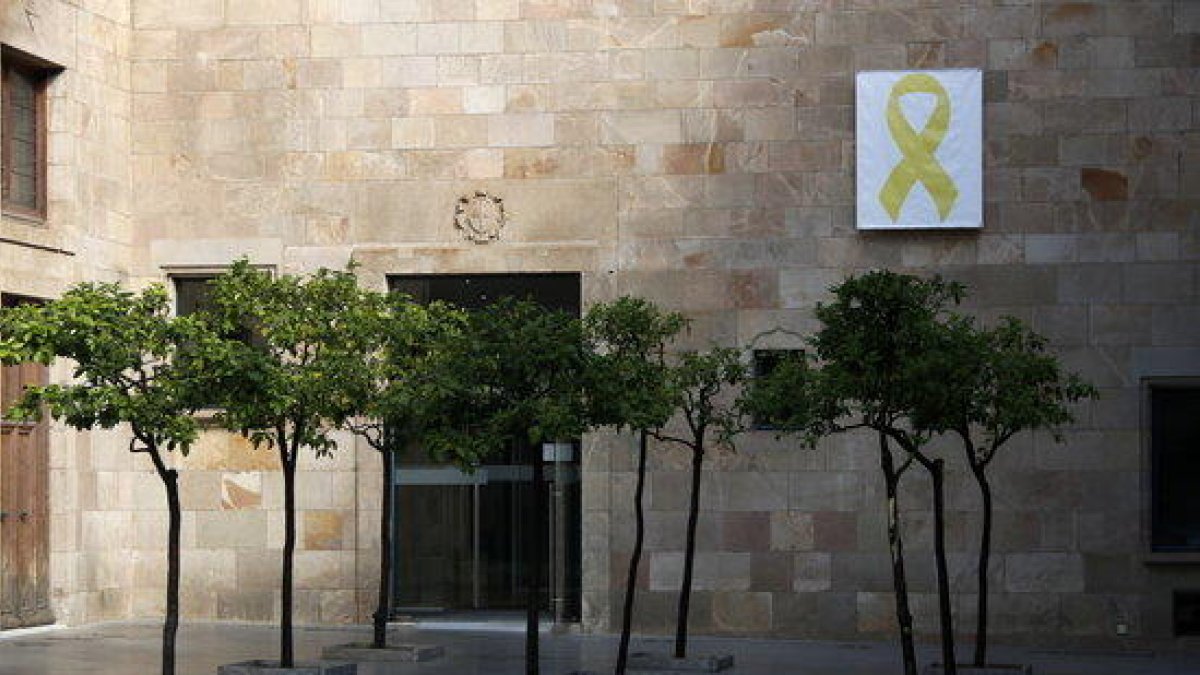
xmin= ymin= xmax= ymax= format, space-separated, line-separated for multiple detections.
xmin=0 ymin=344 xmax=52 ymax=628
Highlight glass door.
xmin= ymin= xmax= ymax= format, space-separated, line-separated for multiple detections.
xmin=388 ymin=273 xmax=583 ymax=621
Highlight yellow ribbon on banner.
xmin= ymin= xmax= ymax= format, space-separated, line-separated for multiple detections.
xmin=878 ymin=73 xmax=959 ymax=222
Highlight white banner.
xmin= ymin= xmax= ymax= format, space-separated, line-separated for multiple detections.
xmin=856 ymin=69 xmax=982 ymax=230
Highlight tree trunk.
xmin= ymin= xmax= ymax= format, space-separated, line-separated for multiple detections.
xmin=929 ymin=459 xmax=957 ymax=675
xmin=615 ymin=430 xmax=649 ymax=675
xmin=161 ymin=465 xmax=181 ymax=675
xmin=879 ymin=434 xmax=917 ymax=675
xmin=281 ymin=448 xmax=297 ymax=668
xmin=526 ymin=440 xmax=545 ymax=675
xmin=373 ymin=444 xmax=395 ymax=649
xmin=971 ymin=463 xmax=992 ymax=667
xmin=674 ymin=438 xmax=704 ymax=659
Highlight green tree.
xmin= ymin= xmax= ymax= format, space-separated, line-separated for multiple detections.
xmin=583 ymin=297 xmax=687 ymax=675
xmin=746 ymin=272 xmax=965 ymax=675
xmin=424 ymin=298 xmax=589 ymax=675
xmin=0 ymin=284 xmax=229 ymax=675
xmin=812 ymin=272 xmax=965 ymax=675
xmin=203 ymin=261 xmax=374 ymax=668
xmin=911 ymin=316 xmax=1096 ymax=667
xmin=337 ymin=294 xmax=469 ymax=650
xmin=652 ymin=346 xmax=747 ymax=660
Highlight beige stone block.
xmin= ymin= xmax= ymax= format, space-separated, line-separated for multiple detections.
xmin=179 ymin=431 xmax=279 ymax=472
xmin=480 ymin=54 xmax=525 ymax=83
xmin=459 ymin=148 xmax=504 ymax=178
xmin=605 ymin=17 xmax=679 ymax=49
xmin=477 ymin=0 xmax=519 ymax=21
xmin=408 ymin=88 xmax=463 ymax=114
xmin=380 ymin=0 xmax=427 ymax=20
xmin=303 ymin=510 xmax=350 ymax=550
xmin=320 ymin=590 xmax=358 ymax=623
xmin=507 ymin=84 xmax=552 ymax=112
xmin=505 ymin=21 xmax=568 ymax=53
xmin=392 ymin=117 xmax=437 ymax=148
xmin=488 ymin=113 xmax=555 ymax=147
xmin=235 ymin=550 xmax=280 ymax=590
xmin=132 ymin=62 xmax=169 ymax=93
xmin=438 ymin=55 xmax=481 ymax=86
xmin=348 ymin=118 xmax=391 ymax=149
xmin=432 ymin=115 xmax=487 ymax=147
xmin=295 ymin=551 xmax=354 ymax=589
xmin=610 ymin=50 xmax=645 ymax=80
xmin=133 ymin=29 xmax=179 ymax=58
xmin=362 ymin=23 xmax=417 ymax=56
xmin=461 ymin=22 xmax=504 ymax=54
xmin=600 ymin=110 xmax=682 ymax=145
xmin=380 ymin=55 xmax=438 ymax=87
xmin=227 ymin=0 xmax=303 ymax=24
xmin=418 ymin=22 xmax=461 ymax=54
xmin=311 ymin=24 xmax=361 ymax=58
xmin=339 ymin=0 xmax=379 ymax=22
xmin=295 ymin=471 xmax=337 ymax=508
xmin=195 ymin=510 xmax=269 ymax=549
xmin=134 ymin=0 xmax=223 ymax=28
xmin=181 ymin=550 xmax=237 ymax=594
xmin=464 ymin=85 xmax=506 ymax=114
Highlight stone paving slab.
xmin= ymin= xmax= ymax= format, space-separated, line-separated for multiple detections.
xmin=1 ymin=621 xmax=1199 ymax=675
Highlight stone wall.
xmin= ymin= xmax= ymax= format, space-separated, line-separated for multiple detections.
xmin=1 ymin=0 xmax=137 ymax=626
xmin=4 ymin=0 xmax=1198 ymax=646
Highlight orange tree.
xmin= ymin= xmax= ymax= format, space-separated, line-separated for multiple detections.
xmin=202 ymin=261 xmax=377 ymax=668
xmin=0 ymin=284 xmax=232 ymax=675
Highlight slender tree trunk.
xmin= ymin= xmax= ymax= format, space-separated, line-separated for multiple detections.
xmin=373 ymin=443 xmax=395 ymax=649
xmin=879 ymin=434 xmax=917 ymax=675
xmin=526 ymin=440 xmax=546 ymax=675
xmin=674 ymin=438 xmax=704 ymax=659
xmin=161 ymin=465 xmax=181 ymax=675
xmin=971 ymin=463 xmax=992 ymax=667
xmin=281 ymin=448 xmax=297 ymax=668
xmin=615 ymin=430 xmax=649 ymax=675
xmin=928 ymin=459 xmax=957 ymax=675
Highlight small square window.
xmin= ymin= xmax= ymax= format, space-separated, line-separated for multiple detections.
xmin=751 ymin=349 xmax=803 ymax=431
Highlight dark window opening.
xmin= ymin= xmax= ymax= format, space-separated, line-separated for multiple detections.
xmin=751 ymin=348 xmax=803 ymax=431
xmin=1150 ymin=386 xmax=1200 ymax=552
xmin=1174 ymin=591 xmax=1200 ymax=636
xmin=2 ymin=47 xmax=59 ymax=220
xmin=173 ymin=274 xmax=258 ymax=347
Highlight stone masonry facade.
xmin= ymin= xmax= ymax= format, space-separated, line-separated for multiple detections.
xmin=1 ymin=0 xmax=1198 ymax=648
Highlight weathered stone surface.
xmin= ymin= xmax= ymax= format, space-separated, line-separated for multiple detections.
xmin=217 ymin=661 xmax=355 ymax=675
xmin=320 ymin=643 xmax=443 ymax=662
xmin=626 ymin=651 xmax=734 ymax=672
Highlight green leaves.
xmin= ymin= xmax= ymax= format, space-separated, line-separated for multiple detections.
xmin=0 ymin=282 xmax=212 ymax=455
xmin=201 ymin=260 xmax=383 ymax=460
xmin=583 ymin=296 xmax=687 ymax=433
xmin=422 ymin=297 xmax=590 ymax=465
xmin=745 ymin=269 xmax=1097 ymax=465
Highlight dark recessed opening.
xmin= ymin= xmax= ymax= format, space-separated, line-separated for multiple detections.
xmin=1173 ymin=591 xmax=1200 ymax=636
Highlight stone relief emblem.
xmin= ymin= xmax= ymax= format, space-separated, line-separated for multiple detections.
xmin=454 ymin=191 xmax=506 ymax=244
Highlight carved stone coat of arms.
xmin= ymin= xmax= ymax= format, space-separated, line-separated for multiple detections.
xmin=454 ymin=192 xmax=506 ymax=243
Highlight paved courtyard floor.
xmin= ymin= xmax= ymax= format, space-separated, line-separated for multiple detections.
xmin=1 ymin=620 xmax=1199 ymax=675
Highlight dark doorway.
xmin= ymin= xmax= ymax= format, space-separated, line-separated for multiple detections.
xmin=0 ymin=293 xmax=52 ymax=629
xmin=386 ymin=274 xmax=583 ymax=622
